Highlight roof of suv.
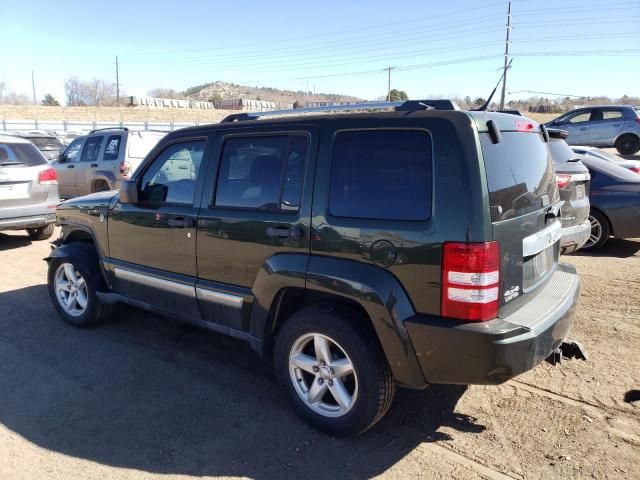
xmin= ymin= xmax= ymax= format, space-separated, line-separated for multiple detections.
xmin=0 ymin=134 xmax=32 ymax=144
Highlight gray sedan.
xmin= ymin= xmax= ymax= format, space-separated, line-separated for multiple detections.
xmin=571 ymin=146 xmax=640 ymax=175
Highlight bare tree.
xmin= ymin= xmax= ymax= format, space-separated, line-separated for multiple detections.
xmin=65 ymin=77 xmax=120 ymax=106
xmin=147 ymin=88 xmax=185 ymax=99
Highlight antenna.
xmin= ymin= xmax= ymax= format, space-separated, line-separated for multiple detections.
xmin=474 ymin=59 xmax=513 ymax=111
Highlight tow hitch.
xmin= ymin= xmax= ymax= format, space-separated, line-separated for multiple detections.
xmin=546 ymin=341 xmax=588 ymax=366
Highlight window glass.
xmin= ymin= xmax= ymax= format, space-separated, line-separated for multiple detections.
xmin=0 ymin=142 xmax=47 ymax=166
xmin=104 ymin=135 xmax=123 ymax=161
xmin=80 ymin=136 xmax=104 ymax=162
xmin=215 ymin=134 xmax=308 ymax=211
xmin=62 ymin=138 xmax=84 ymax=163
xmin=567 ymin=112 xmax=591 ymax=124
xmin=329 ymin=130 xmax=432 ymax=221
xmin=601 ymin=110 xmax=623 ymax=120
xmin=140 ymin=141 xmax=205 ymax=204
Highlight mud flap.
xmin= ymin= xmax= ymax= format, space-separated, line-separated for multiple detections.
xmin=546 ymin=340 xmax=588 ymax=365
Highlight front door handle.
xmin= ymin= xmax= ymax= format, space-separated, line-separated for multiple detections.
xmin=580 ymin=127 xmax=588 ymax=131
xmin=266 ymin=226 xmax=302 ymax=239
xmin=613 ymin=123 xmax=621 ymax=127
xmin=90 ymin=163 xmax=98 ymax=167
xmin=67 ymin=165 xmax=75 ymax=169
xmin=167 ymin=217 xmax=194 ymax=228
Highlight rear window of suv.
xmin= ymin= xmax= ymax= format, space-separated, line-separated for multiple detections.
xmin=329 ymin=130 xmax=432 ymax=221
xmin=480 ymin=132 xmax=557 ymax=222
xmin=0 ymin=142 xmax=47 ymax=166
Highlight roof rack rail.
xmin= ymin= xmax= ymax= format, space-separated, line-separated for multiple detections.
xmin=220 ymin=99 xmax=459 ymax=123
xmin=89 ymin=127 xmax=130 ymax=134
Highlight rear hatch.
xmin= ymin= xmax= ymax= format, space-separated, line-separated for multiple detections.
xmin=0 ymin=141 xmax=51 ymax=210
xmin=476 ymin=115 xmax=562 ymax=315
xmin=26 ymin=136 xmax=64 ymax=162
xmin=547 ymin=137 xmax=590 ymax=226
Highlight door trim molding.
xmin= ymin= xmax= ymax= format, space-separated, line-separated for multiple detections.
xmin=114 ymin=267 xmax=196 ymax=298
xmin=196 ymin=287 xmax=244 ymax=309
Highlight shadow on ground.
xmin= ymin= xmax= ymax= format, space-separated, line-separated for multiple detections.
xmin=0 ymin=233 xmax=32 ymax=251
xmin=0 ymin=284 xmax=484 ymax=479
xmin=570 ymin=238 xmax=640 ymax=259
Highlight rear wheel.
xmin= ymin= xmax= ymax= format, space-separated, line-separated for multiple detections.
xmin=93 ymin=180 xmax=110 ymax=192
xmin=582 ymin=210 xmax=610 ymax=250
xmin=274 ymin=304 xmax=396 ymax=436
xmin=27 ymin=224 xmax=55 ymax=241
xmin=615 ymin=134 xmax=640 ymax=156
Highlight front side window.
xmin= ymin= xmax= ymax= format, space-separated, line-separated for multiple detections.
xmin=329 ymin=130 xmax=432 ymax=221
xmin=567 ymin=111 xmax=591 ymax=124
xmin=215 ymin=134 xmax=308 ymax=211
xmin=104 ymin=135 xmax=123 ymax=161
xmin=139 ymin=141 xmax=205 ymax=205
xmin=63 ymin=138 xmax=84 ymax=163
xmin=80 ymin=136 xmax=104 ymax=162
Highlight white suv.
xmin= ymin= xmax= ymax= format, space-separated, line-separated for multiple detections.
xmin=54 ymin=128 xmax=166 ymax=197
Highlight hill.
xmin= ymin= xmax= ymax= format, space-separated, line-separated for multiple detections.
xmin=184 ymin=81 xmax=362 ymax=105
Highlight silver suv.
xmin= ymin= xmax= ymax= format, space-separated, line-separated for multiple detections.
xmin=54 ymin=128 xmax=165 ymax=197
xmin=0 ymin=135 xmax=60 ymax=240
xmin=545 ymin=105 xmax=640 ymax=155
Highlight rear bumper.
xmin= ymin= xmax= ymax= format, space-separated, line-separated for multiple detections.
xmin=560 ymin=220 xmax=590 ymax=253
xmin=404 ymin=263 xmax=580 ymax=385
xmin=0 ymin=201 xmax=58 ymax=231
xmin=0 ymin=213 xmax=56 ymax=230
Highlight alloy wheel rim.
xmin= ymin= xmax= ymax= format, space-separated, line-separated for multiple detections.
xmin=54 ymin=263 xmax=88 ymax=317
xmin=584 ymin=215 xmax=602 ymax=249
xmin=289 ymin=333 xmax=358 ymax=418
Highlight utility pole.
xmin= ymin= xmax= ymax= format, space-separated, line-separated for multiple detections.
xmin=31 ymin=70 xmax=37 ymax=104
xmin=116 ymin=55 xmax=120 ymax=106
xmin=386 ymin=66 xmax=395 ymax=101
xmin=499 ymin=1 xmax=512 ymax=110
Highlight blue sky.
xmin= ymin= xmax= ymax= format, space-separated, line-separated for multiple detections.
xmin=1 ymin=0 xmax=639 ymax=103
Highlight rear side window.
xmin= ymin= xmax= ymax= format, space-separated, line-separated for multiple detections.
xmin=103 ymin=135 xmax=123 ymax=161
xmin=215 ymin=134 xmax=308 ymax=211
xmin=548 ymin=138 xmax=578 ymax=164
xmin=601 ymin=109 xmax=623 ymax=120
xmin=480 ymin=132 xmax=557 ymax=221
xmin=80 ymin=136 xmax=104 ymax=163
xmin=329 ymin=130 xmax=432 ymax=221
xmin=0 ymin=142 xmax=47 ymax=166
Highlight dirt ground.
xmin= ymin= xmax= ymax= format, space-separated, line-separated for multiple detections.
xmin=0 ymin=228 xmax=638 ymax=480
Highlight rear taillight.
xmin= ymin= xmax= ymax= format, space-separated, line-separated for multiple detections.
xmin=38 ymin=168 xmax=57 ymax=185
xmin=635 ymin=118 xmax=640 ymax=125
xmin=555 ymin=174 xmax=572 ymax=189
xmin=441 ymin=241 xmax=500 ymax=322
xmin=119 ymin=161 xmax=131 ymax=177
xmin=630 ymin=167 xmax=640 ymax=174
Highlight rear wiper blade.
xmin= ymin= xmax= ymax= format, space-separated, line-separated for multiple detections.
xmin=0 ymin=162 xmax=24 ymax=166
xmin=567 ymin=157 xmax=582 ymax=162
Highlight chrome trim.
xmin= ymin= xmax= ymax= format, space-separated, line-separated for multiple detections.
xmin=114 ymin=267 xmax=196 ymax=298
xmin=569 ymin=173 xmax=591 ymax=182
xmin=196 ymin=287 xmax=244 ymax=309
xmin=522 ymin=220 xmax=562 ymax=257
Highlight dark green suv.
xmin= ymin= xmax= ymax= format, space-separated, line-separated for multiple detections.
xmin=46 ymin=103 xmax=581 ymax=435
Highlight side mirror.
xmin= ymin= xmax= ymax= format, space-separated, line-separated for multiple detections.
xmin=119 ymin=180 xmax=139 ymax=204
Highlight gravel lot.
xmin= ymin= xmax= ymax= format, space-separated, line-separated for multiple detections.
xmin=0 ymin=228 xmax=638 ymax=480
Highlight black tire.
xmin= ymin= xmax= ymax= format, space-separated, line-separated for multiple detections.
xmin=47 ymin=255 xmax=113 ymax=327
xmin=274 ymin=304 xmax=396 ymax=436
xmin=582 ymin=210 xmax=611 ymax=250
xmin=27 ymin=224 xmax=55 ymax=241
xmin=615 ymin=134 xmax=640 ymax=156
xmin=93 ymin=180 xmax=110 ymax=192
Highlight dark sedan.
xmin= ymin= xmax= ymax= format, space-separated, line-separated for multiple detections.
xmin=580 ymin=155 xmax=640 ymax=250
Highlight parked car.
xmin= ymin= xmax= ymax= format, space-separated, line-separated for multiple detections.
xmin=546 ymin=129 xmax=591 ymax=254
xmin=577 ymin=155 xmax=640 ymax=250
xmin=47 ymin=104 xmax=582 ymax=436
xmin=6 ymin=131 xmax=65 ymax=162
xmin=544 ymin=105 xmax=640 ymax=155
xmin=0 ymin=135 xmax=59 ymax=240
xmin=54 ymin=128 xmax=165 ymax=197
xmin=571 ymin=146 xmax=640 ymax=174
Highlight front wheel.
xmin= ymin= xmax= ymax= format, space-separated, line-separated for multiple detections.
xmin=274 ymin=305 xmax=396 ymax=436
xmin=582 ymin=210 xmax=610 ymax=250
xmin=615 ymin=134 xmax=640 ymax=156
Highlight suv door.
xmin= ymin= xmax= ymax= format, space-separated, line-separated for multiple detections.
xmin=560 ymin=109 xmax=593 ymax=144
xmin=75 ymin=135 xmax=104 ymax=195
xmin=589 ymin=108 xmax=625 ymax=146
xmin=108 ymin=138 xmax=209 ymax=318
xmin=195 ymin=128 xmax=316 ymax=333
xmin=55 ymin=137 xmax=85 ymax=196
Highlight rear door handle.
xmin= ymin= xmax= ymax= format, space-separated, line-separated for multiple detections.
xmin=67 ymin=165 xmax=75 ymax=169
xmin=266 ymin=226 xmax=302 ymax=239
xmin=613 ymin=123 xmax=621 ymax=127
xmin=90 ymin=163 xmax=98 ymax=167
xmin=167 ymin=217 xmax=194 ymax=228
xmin=580 ymin=127 xmax=588 ymax=131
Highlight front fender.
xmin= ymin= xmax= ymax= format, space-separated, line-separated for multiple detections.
xmin=45 ymin=242 xmax=109 ymax=292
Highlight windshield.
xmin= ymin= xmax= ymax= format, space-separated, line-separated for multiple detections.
xmin=28 ymin=137 xmax=64 ymax=150
xmin=0 ymin=142 xmax=48 ymax=166
xmin=583 ymin=156 xmax=640 ymax=182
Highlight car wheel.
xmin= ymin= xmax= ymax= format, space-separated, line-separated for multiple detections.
xmin=94 ymin=180 xmax=110 ymax=192
xmin=47 ymin=257 xmax=113 ymax=327
xmin=27 ymin=224 xmax=55 ymax=241
xmin=582 ymin=210 xmax=611 ymax=250
xmin=274 ymin=304 xmax=396 ymax=436
xmin=615 ymin=134 xmax=640 ymax=156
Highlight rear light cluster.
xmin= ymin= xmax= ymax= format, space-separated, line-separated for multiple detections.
xmin=555 ymin=174 xmax=572 ymax=189
xmin=630 ymin=167 xmax=640 ymax=175
xmin=515 ymin=120 xmax=535 ymax=132
xmin=442 ymin=242 xmax=500 ymax=322
xmin=38 ymin=168 xmax=58 ymax=185
xmin=119 ymin=161 xmax=131 ymax=177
